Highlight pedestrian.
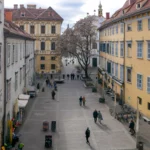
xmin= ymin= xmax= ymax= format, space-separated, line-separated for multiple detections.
xmin=63 ymin=74 xmax=65 ymax=79
xmin=93 ymin=110 xmax=98 ymax=123
xmin=37 ymin=83 xmax=40 ymax=90
xmin=85 ymin=127 xmax=90 ymax=144
xmin=18 ymin=143 xmax=24 ymax=150
xmin=129 ymin=120 xmax=135 ymax=136
xmin=46 ymin=79 xmax=48 ymax=86
xmin=67 ymin=74 xmax=69 ymax=79
xmin=51 ymin=90 xmax=56 ymax=100
xmin=98 ymin=110 xmax=103 ymax=124
xmin=79 ymin=96 xmax=82 ymax=106
xmin=82 ymin=96 xmax=86 ymax=106
xmin=77 ymin=74 xmax=79 ymax=80
xmin=70 ymin=73 xmax=73 ymax=80
xmin=73 ymin=73 xmax=75 ymax=80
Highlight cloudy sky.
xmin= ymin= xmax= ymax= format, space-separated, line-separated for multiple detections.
xmin=5 ymin=0 xmax=126 ymax=31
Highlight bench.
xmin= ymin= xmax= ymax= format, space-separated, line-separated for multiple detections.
xmin=143 ymin=116 xmax=150 ymax=124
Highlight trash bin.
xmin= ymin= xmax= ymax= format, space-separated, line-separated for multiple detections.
xmin=138 ymin=141 xmax=143 ymax=150
xmin=51 ymin=121 xmax=56 ymax=132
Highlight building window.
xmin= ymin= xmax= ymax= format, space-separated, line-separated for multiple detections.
xmin=51 ymin=64 xmax=56 ymax=69
xmin=51 ymin=57 xmax=56 ymax=60
xmin=127 ymin=67 xmax=132 ymax=83
xmin=115 ymin=63 xmax=118 ymax=78
xmin=7 ymin=44 xmax=11 ymax=66
xmin=51 ymin=25 xmax=56 ymax=34
xmin=111 ymin=42 xmax=114 ymax=55
xmin=40 ymin=64 xmax=45 ymax=70
xmin=137 ymin=20 xmax=142 ymax=31
xmin=111 ymin=62 xmax=114 ymax=76
xmin=21 ymin=12 xmax=25 ymax=17
xmin=51 ymin=42 xmax=55 ymax=50
xmin=127 ymin=42 xmax=132 ymax=57
xmin=116 ymin=25 xmax=118 ymax=34
xmin=115 ymin=42 xmax=118 ymax=56
xmin=147 ymin=77 xmax=150 ymax=94
xmin=15 ymin=44 xmax=18 ymax=62
xmin=136 ymin=3 xmax=141 ymax=9
xmin=20 ymin=25 xmax=24 ymax=30
xmin=127 ymin=24 xmax=132 ymax=31
xmin=138 ymin=97 xmax=142 ymax=105
xmin=137 ymin=41 xmax=143 ymax=58
xmin=41 ymin=56 xmax=45 ymax=60
xmin=137 ymin=74 xmax=143 ymax=90
xmin=7 ymin=79 xmax=11 ymax=101
xmin=41 ymin=25 xmax=45 ymax=34
xmin=107 ymin=62 xmax=111 ymax=74
xmin=41 ymin=42 xmax=45 ymax=50
xmin=20 ymin=68 xmax=22 ymax=84
xmin=120 ymin=42 xmax=124 ymax=57
xmin=0 ymin=45 xmax=1 ymax=72
xmin=148 ymin=18 xmax=150 ymax=30
xmin=147 ymin=42 xmax=150 ymax=60
xmin=148 ymin=103 xmax=150 ymax=110
xmin=92 ymin=43 xmax=97 ymax=49
xmin=120 ymin=65 xmax=124 ymax=81
xmin=30 ymin=25 xmax=35 ymax=34
xmin=120 ymin=23 xmax=124 ymax=33
xmin=15 ymin=72 xmax=18 ymax=91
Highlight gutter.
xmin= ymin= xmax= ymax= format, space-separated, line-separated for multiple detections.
xmin=99 ymin=7 xmax=150 ymax=30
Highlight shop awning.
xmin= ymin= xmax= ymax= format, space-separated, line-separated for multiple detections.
xmin=18 ymin=94 xmax=30 ymax=100
xmin=18 ymin=100 xmax=28 ymax=108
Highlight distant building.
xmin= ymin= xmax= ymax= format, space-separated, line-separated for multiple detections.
xmin=0 ymin=0 xmax=4 ymax=146
xmin=5 ymin=4 xmax=63 ymax=74
xmin=89 ymin=2 xmax=105 ymax=67
xmin=98 ymin=0 xmax=150 ymax=118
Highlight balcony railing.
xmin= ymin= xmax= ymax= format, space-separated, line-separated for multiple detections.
xmin=35 ymin=50 xmax=61 ymax=55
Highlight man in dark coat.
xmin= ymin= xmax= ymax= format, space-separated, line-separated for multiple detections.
xmin=93 ymin=110 xmax=98 ymax=123
xmin=51 ymin=90 xmax=56 ymax=100
xmin=85 ymin=127 xmax=90 ymax=144
xmin=79 ymin=96 xmax=82 ymax=106
xmin=129 ymin=120 xmax=135 ymax=135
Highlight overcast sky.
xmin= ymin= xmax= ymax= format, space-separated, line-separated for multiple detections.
xmin=5 ymin=0 xmax=126 ymax=31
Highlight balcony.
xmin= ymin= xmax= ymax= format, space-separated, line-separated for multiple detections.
xmin=35 ymin=50 xmax=61 ymax=55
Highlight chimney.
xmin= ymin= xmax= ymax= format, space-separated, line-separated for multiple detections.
xmin=5 ymin=11 xmax=12 ymax=21
xmin=106 ymin=12 xmax=110 ymax=19
xmin=20 ymin=4 xmax=24 ymax=8
xmin=14 ymin=4 xmax=18 ymax=9
xmin=27 ymin=4 xmax=36 ymax=9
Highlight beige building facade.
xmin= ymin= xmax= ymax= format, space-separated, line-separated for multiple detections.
xmin=6 ymin=4 xmax=63 ymax=74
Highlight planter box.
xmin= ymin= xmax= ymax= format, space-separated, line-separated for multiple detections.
xmin=92 ymin=87 xmax=97 ymax=92
xmin=99 ymin=98 xmax=105 ymax=103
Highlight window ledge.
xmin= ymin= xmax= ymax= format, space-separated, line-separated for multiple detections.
xmin=127 ymin=56 xmax=132 ymax=58
xmin=137 ymin=87 xmax=143 ymax=90
xmin=127 ymin=81 xmax=132 ymax=84
xmin=137 ymin=57 xmax=143 ymax=59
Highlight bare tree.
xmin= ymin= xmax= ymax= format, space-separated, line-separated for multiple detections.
xmin=57 ymin=16 xmax=97 ymax=78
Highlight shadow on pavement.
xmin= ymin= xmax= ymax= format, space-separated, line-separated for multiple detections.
xmin=83 ymin=106 xmax=90 ymax=109
xmin=88 ymin=144 xmax=96 ymax=150
xmin=96 ymin=122 xmax=111 ymax=132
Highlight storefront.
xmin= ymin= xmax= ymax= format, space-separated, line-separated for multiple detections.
xmin=17 ymin=94 xmax=30 ymax=125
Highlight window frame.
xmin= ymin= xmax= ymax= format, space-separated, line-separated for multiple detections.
xmin=126 ymin=67 xmax=132 ymax=83
xmin=20 ymin=25 xmax=24 ymax=30
xmin=51 ymin=57 xmax=56 ymax=60
xmin=51 ymin=64 xmax=56 ymax=70
xmin=15 ymin=72 xmax=18 ymax=91
xmin=120 ymin=42 xmax=124 ymax=57
xmin=137 ymin=20 xmax=142 ymax=31
xmin=147 ymin=41 xmax=150 ymax=60
xmin=115 ymin=42 xmax=118 ymax=56
xmin=137 ymin=74 xmax=143 ymax=90
xmin=148 ymin=18 xmax=150 ymax=30
xmin=115 ymin=63 xmax=118 ymax=78
xmin=127 ymin=41 xmax=132 ymax=58
xmin=30 ymin=25 xmax=35 ymax=34
xmin=111 ymin=62 xmax=114 ymax=76
xmin=40 ymin=64 xmax=45 ymax=70
xmin=41 ymin=25 xmax=45 ymax=34
xmin=41 ymin=41 xmax=45 ymax=50
xmin=127 ymin=23 xmax=132 ymax=31
xmin=147 ymin=77 xmax=150 ymax=94
xmin=40 ymin=56 xmax=45 ymax=60
xmin=7 ymin=44 xmax=11 ymax=66
xmin=51 ymin=42 xmax=55 ymax=50
xmin=137 ymin=41 xmax=143 ymax=58
xmin=51 ymin=25 xmax=56 ymax=34
xmin=7 ymin=79 xmax=11 ymax=102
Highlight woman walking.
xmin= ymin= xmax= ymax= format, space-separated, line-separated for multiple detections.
xmin=98 ymin=110 xmax=103 ymax=124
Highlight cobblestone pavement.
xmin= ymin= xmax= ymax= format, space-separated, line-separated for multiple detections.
xmin=18 ymin=59 xmax=136 ymax=150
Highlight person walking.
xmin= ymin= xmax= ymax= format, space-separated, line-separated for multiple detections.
xmin=129 ymin=120 xmax=135 ymax=136
xmin=79 ymin=96 xmax=82 ymax=106
xmin=98 ymin=110 xmax=103 ymax=124
xmin=51 ymin=90 xmax=56 ymax=100
xmin=93 ymin=110 xmax=98 ymax=123
xmin=63 ymin=74 xmax=65 ymax=79
xmin=67 ymin=74 xmax=69 ymax=80
xmin=85 ymin=127 xmax=90 ymax=144
xmin=18 ymin=143 xmax=24 ymax=150
xmin=82 ymin=96 xmax=86 ymax=106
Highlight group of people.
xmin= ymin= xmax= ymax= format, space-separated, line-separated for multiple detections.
xmin=79 ymin=96 xmax=86 ymax=106
xmin=64 ymin=74 xmax=80 ymax=80
xmin=46 ymin=78 xmax=57 ymax=89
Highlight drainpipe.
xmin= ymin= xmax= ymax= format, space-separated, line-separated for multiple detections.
xmin=24 ymin=40 xmax=27 ymax=88
xmin=2 ymin=35 xmax=8 ymax=145
xmin=123 ymin=21 xmax=126 ymax=104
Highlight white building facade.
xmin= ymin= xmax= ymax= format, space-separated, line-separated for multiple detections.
xmin=0 ymin=0 xmax=4 ymax=146
xmin=89 ymin=2 xmax=105 ymax=67
xmin=4 ymin=20 xmax=35 ymax=140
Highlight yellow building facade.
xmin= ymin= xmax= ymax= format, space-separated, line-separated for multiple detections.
xmin=99 ymin=0 xmax=150 ymax=118
xmin=9 ymin=4 xmax=63 ymax=73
